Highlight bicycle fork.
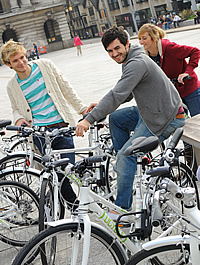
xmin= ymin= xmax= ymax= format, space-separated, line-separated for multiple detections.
xmin=71 ymin=184 xmax=91 ymax=265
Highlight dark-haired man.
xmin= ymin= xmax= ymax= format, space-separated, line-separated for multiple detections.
xmin=76 ymin=26 xmax=185 ymax=215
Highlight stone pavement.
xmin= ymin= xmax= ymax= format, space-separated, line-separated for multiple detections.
xmin=0 ymin=26 xmax=200 ymax=264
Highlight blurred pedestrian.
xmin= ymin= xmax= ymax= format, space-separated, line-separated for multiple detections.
xmin=85 ymin=31 xmax=89 ymax=39
xmin=33 ymin=43 xmax=39 ymax=59
xmin=173 ymin=14 xmax=181 ymax=28
xmin=194 ymin=10 xmax=200 ymax=24
xmin=73 ymin=34 xmax=83 ymax=56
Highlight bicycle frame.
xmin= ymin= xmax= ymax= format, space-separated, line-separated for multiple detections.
xmin=139 ymin=192 xmax=200 ymax=264
xmin=46 ymin=157 xmax=159 ymax=264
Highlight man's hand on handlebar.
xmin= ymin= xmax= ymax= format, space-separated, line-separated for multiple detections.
xmin=177 ymin=73 xmax=190 ymax=84
xmin=15 ymin=118 xmax=30 ymax=127
xmin=76 ymin=119 xmax=91 ymax=137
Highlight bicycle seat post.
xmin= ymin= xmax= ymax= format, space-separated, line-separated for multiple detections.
xmin=134 ymin=154 xmax=143 ymax=229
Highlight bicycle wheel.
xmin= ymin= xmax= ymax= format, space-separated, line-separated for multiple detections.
xmin=0 ymin=181 xmax=39 ymax=247
xmin=12 ymin=222 xmax=127 ymax=265
xmin=0 ymin=152 xmax=43 ymax=171
xmin=125 ymin=243 xmax=190 ymax=265
xmin=39 ymin=178 xmax=65 ymax=232
xmin=0 ymin=167 xmax=41 ymax=196
xmin=8 ymin=136 xmax=29 ymax=152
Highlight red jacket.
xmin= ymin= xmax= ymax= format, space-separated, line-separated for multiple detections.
xmin=159 ymin=39 xmax=200 ymax=98
xmin=73 ymin=36 xmax=83 ymax=46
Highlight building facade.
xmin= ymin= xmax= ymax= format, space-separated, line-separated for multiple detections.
xmin=65 ymin=0 xmax=191 ymax=38
xmin=0 ymin=0 xmax=193 ymax=52
xmin=0 ymin=0 xmax=72 ymax=52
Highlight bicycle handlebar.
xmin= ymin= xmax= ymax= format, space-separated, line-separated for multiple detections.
xmin=6 ymin=125 xmax=76 ymax=137
xmin=160 ymin=178 xmax=183 ymax=199
xmin=171 ymin=75 xmax=191 ymax=84
xmin=151 ymin=178 xmax=183 ymax=227
xmin=165 ymin=128 xmax=183 ymax=151
xmin=84 ymin=155 xmax=107 ymax=163
xmin=151 ymin=191 xmax=163 ymax=227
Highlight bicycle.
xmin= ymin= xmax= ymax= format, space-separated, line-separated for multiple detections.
xmin=125 ymin=177 xmax=200 ymax=265
xmin=12 ymin=129 xmax=199 ymax=265
xmin=1 ymin=123 xmax=116 ymax=232
xmin=1 ymin=120 xmax=116 ymax=196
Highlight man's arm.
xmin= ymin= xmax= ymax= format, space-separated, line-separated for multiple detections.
xmin=7 ymin=83 xmax=28 ymax=125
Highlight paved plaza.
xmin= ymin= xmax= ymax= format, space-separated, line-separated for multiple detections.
xmin=1 ymin=26 xmax=200 ymax=263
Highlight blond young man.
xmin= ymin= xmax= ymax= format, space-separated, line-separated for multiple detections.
xmin=1 ymin=39 xmax=87 ymax=209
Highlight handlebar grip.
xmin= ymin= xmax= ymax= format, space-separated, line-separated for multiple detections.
xmin=151 ymin=191 xmax=163 ymax=227
xmin=183 ymin=75 xmax=192 ymax=81
xmin=166 ymin=128 xmax=183 ymax=150
xmin=171 ymin=75 xmax=191 ymax=84
xmin=6 ymin=125 xmax=23 ymax=131
xmin=84 ymin=155 xmax=107 ymax=164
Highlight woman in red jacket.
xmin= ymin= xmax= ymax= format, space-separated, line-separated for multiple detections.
xmin=138 ymin=23 xmax=200 ymax=117
xmin=73 ymin=34 xmax=83 ymax=56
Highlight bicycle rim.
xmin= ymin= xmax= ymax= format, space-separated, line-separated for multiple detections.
xmin=13 ymin=222 xmax=127 ymax=265
xmin=0 ymin=153 xmax=43 ymax=171
xmin=0 ymin=181 xmax=39 ymax=247
xmin=0 ymin=167 xmax=40 ymax=196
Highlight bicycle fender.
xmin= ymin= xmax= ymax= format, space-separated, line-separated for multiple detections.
xmin=141 ymin=235 xmax=190 ymax=250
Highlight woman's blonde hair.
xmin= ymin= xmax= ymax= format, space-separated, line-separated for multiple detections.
xmin=138 ymin=23 xmax=165 ymax=42
xmin=0 ymin=39 xmax=26 ymax=64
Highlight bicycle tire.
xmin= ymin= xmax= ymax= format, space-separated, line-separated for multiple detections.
xmin=8 ymin=136 xmax=29 ymax=152
xmin=125 ymin=243 xmax=190 ymax=265
xmin=0 ymin=180 xmax=39 ymax=247
xmin=12 ymin=222 xmax=127 ymax=265
xmin=39 ymin=178 xmax=65 ymax=232
xmin=0 ymin=152 xmax=43 ymax=171
xmin=0 ymin=167 xmax=41 ymax=196
xmin=105 ymin=154 xmax=117 ymax=202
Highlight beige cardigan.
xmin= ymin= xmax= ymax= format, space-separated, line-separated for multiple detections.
xmin=7 ymin=58 xmax=87 ymax=126
xmin=7 ymin=59 xmax=87 ymax=149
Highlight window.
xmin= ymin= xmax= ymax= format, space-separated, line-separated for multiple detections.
xmin=83 ymin=17 xmax=88 ymax=25
xmin=98 ymin=10 xmax=102 ymax=19
xmin=122 ymin=0 xmax=129 ymax=7
xmin=107 ymin=0 xmax=119 ymax=11
xmin=88 ymin=7 xmax=94 ymax=16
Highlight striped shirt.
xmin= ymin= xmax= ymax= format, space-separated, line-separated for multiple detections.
xmin=17 ymin=63 xmax=63 ymax=126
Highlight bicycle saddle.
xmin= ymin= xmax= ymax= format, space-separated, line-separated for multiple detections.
xmin=124 ymin=136 xmax=159 ymax=156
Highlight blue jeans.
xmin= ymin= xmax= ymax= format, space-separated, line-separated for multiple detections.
xmin=33 ymin=128 xmax=77 ymax=205
xmin=183 ymin=86 xmax=200 ymax=117
xmin=109 ymin=106 xmax=185 ymax=210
